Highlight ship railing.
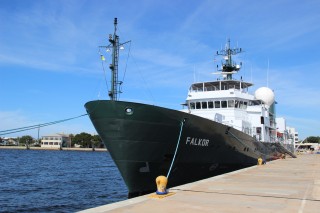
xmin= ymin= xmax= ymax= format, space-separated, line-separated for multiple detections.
xmin=190 ymin=83 xmax=246 ymax=93
xmin=221 ymin=121 xmax=245 ymax=133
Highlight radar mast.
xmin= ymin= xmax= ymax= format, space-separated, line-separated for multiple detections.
xmin=216 ymin=39 xmax=243 ymax=80
xmin=99 ymin=18 xmax=130 ymax=101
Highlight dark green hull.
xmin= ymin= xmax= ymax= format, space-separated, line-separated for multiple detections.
xmin=85 ymin=100 xmax=295 ymax=197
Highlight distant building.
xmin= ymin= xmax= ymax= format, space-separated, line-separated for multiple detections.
xmin=276 ymin=118 xmax=299 ymax=153
xmin=287 ymin=127 xmax=299 ymax=147
xmin=276 ymin=117 xmax=294 ymax=144
xmin=41 ymin=133 xmax=70 ymax=148
xmin=1 ymin=137 xmax=18 ymax=146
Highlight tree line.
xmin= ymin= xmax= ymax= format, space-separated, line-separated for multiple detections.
xmin=305 ymin=136 xmax=320 ymax=143
xmin=2 ymin=135 xmax=320 ymax=147
xmin=0 ymin=132 xmax=104 ymax=148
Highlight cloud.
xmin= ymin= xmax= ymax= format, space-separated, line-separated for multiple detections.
xmin=0 ymin=110 xmax=34 ymax=137
xmin=0 ymin=0 xmax=104 ymax=75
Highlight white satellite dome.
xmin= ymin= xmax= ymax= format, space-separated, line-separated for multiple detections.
xmin=254 ymin=87 xmax=275 ymax=106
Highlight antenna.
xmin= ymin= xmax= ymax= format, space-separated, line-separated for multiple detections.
xmin=250 ymin=64 xmax=253 ymax=83
xmin=267 ymin=58 xmax=269 ymax=87
xmin=216 ymin=38 xmax=243 ymax=80
xmin=99 ymin=18 xmax=131 ymax=101
xmin=193 ymin=65 xmax=196 ymax=83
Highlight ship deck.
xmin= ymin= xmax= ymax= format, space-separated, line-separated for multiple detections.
xmin=79 ymin=153 xmax=320 ymax=213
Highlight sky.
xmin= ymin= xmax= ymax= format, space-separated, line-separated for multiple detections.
xmin=0 ymin=0 xmax=319 ymax=140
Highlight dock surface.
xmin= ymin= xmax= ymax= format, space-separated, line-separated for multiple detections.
xmin=79 ymin=154 xmax=320 ymax=213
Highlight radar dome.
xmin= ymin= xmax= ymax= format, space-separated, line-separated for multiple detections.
xmin=254 ymin=87 xmax=275 ymax=106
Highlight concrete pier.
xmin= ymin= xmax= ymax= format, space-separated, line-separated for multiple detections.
xmin=79 ymin=154 xmax=320 ymax=213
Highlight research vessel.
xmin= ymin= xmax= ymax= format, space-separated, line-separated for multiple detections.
xmin=85 ymin=18 xmax=296 ymax=198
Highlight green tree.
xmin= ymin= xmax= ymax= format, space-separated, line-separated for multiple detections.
xmin=73 ymin=132 xmax=92 ymax=148
xmin=19 ymin=135 xmax=34 ymax=145
xmin=69 ymin=134 xmax=75 ymax=147
xmin=91 ymin=134 xmax=104 ymax=148
xmin=306 ymin=136 xmax=320 ymax=143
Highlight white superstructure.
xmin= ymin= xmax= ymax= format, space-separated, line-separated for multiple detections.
xmin=181 ymin=39 xmax=282 ymax=144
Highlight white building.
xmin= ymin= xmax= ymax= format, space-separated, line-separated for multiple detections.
xmin=275 ymin=117 xmax=297 ymax=153
xmin=287 ymin=127 xmax=299 ymax=148
xmin=41 ymin=133 xmax=70 ymax=148
xmin=276 ymin=117 xmax=286 ymax=134
xmin=1 ymin=137 xmax=18 ymax=146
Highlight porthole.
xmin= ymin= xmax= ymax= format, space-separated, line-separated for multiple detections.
xmin=125 ymin=107 xmax=134 ymax=115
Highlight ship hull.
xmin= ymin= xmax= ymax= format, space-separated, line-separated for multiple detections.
xmin=85 ymin=100 xmax=295 ymax=197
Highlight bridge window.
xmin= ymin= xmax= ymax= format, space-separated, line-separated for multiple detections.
xmin=208 ymin=101 xmax=214 ymax=109
xmin=243 ymin=101 xmax=248 ymax=109
xmin=235 ymin=100 xmax=239 ymax=108
xmin=221 ymin=100 xmax=227 ymax=108
xmin=190 ymin=102 xmax=195 ymax=109
xmin=196 ymin=102 xmax=201 ymax=109
xmin=228 ymin=100 xmax=235 ymax=108
xmin=240 ymin=101 xmax=244 ymax=109
xmin=202 ymin=101 xmax=208 ymax=109
xmin=215 ymin=101 xmax=221 ymax=108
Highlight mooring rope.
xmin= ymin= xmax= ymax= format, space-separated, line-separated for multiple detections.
xmin=166 ymin=118 xmax=186 ymax=179
xmin=0 ymin=114 xmax=88 ymax=136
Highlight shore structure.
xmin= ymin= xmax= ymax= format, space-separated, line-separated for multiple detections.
xmin=79 ymin=153 xmax=320 ymax=213
xmin=41 ymin=133 xmax=71 ymax=149
xmin=0 ymin=146 xmax=107 ymax=151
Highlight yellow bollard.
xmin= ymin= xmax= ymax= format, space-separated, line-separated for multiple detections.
xmin=156 ymin=176 xmax=168 ymax=195
xmin=257 ymin=157 xmax=263 ymax=165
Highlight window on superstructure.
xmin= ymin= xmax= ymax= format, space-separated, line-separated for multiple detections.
xmin=243 ymin=102 xmax=248 ymax=109
xmin=235 ymin=100 xmax=239 ymax=108
xmin=196 ymin=102 xmax=201 ymax=109
xmin=202 ymin=101 xmax=208 ymax=109
xmin=250 ymin=100 xmax=261 ymax=106
xmin=228 ymin=100 xmax=235 ymax=108
xmin=221 ymin=100 xmax=227 ymax=108
xmin=215 ymin=101 xmax=220 ymax=108
xmin=257 ymin=127 xmax=262 ymax=134
xmin=190 ymin=102 xmax=195 ymax=109
xmin=240 ymin=101 xmax=243 ymax=109
xmin=208 ymin=101 xmax=214 ymax=109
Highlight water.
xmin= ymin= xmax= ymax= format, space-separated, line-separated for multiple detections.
xmin=0 ymin=149 xmax=128 ymax=212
